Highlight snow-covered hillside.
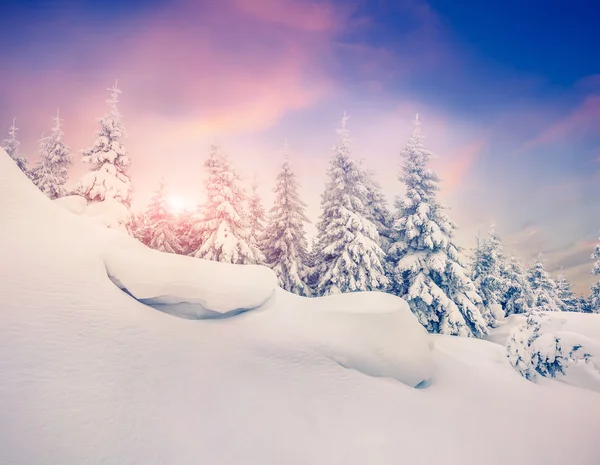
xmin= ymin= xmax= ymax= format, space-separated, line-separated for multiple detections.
xmin=1 ymin=148 xmax=600 ymax=465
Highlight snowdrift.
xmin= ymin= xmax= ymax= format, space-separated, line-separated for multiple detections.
xmin=2 ymin=150 xmax=600 ymax=465
xmin=492 ymin=312 xmax=600 ymax=392
xmin=103 ymin=238 xmax=278 ymax=318
xmin=254 ymin=290 xmax=435 ymax=387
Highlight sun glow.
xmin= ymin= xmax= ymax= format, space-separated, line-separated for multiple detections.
xmin=167 ymin=195 xmax=188 ymax=214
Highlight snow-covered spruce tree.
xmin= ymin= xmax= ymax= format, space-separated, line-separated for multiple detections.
xmin=389 ymin=115 xmax=488 ymax=338
xmin=589 ymin=238 xmax=600 ymax=313
xmin=470 ymin=224 xmax=509 ymax=326
xmin=527 ymin=254 xmax=561 ymax=311
xmin=313 ymin=114 xmax=388 ymax=295
xmin=262 ymin=143 xmax=312 ymax=296
xmin=554 ymin=269 xmax=579 ymax=312
xmin=189 ymin=144 xmax=260 ymax=264
xmin=500 ymin=253 xmax=534 ymax=315
xmin=73 ymin=81 xmax=132 ymax=205
xmin=30 ymin=111 xmax=72 ymax=200
xmin=1 ymin=118 xmax=28 ymax=174
xmin=248 ymin=178 xmax=266 ymax=264
xmin=144 ymin=180 xmax=183 ymax=254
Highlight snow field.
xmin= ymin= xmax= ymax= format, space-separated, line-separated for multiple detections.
xmin=2 ymin=149 xmax=600 ymax=465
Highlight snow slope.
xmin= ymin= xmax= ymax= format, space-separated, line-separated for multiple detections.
xmin=1 ymin=149 xmax=600 ymax=465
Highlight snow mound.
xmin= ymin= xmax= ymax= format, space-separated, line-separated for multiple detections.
xmin=104 ymin=237 xmax=278 ymax=318
xmin=494 ymin=312 xmax=600 ymax=392
xmin=54 ymin=194 xmax=88 ymax=214
xmin=253 ymin=290 xmax=435 ymax=387
xmin=54 ymin=193 xmax=130 ymax=231
xmin=85 ymin=197 xmax=130 ymax=230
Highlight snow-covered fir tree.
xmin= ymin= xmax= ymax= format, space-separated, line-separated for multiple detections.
xmin=389 ymin=115 xmax=488 ymax=338
xmin=2 ymin=118 xmax=28 ymax=174
xmin=554 ymin=269 xmax=579 ymax=312
xmin=189 ymin=144 xmax=260 ymax=264
xmin=30 ymin=111 xmax=72 ymax=200
xmin=142 ymin=180 xmax=183 ymax=254
xmin=248 ymin=178 xmax=266 ymax=264
xmin=500 ymin=253 xmax=534 ymax=315
xmin=73 ymin=81 xmax=132 ymax=205
xmin=589 ymin=238 xmax=600 ymax=313
xmin=527 ymin=254 xmax=561 ymax=311
xmin=313 ymin=114 xmax=388 ymax=295
xmin=262 ymin=142 xmax=312 ymax=296
xmin=471 ymin=224 xmax=509 ymax=326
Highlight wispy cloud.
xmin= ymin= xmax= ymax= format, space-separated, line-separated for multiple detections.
xmin=523 ymin=93 xmax=600 ymax=149
xmin=1 ymin=0 xmax=350 ymax=136
xmin=504 ymin=223 xmax=546 ymax=261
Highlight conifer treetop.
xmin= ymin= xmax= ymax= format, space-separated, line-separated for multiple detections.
xmin=2 ymin=117 xmax=29 ymax=173
xmin=31 ymin=110 xmax=72 ymax=200
xmin=107 ymin=80 xmax=121 ymax=115
xmin=8 ymin=118 xmax=18 ymax=139
xmin=73 ymin=81 xmax=131 ymax=205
